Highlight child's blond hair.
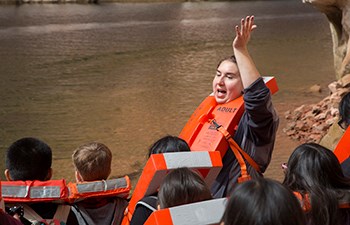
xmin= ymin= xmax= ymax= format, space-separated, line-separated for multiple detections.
xmin=72 ymin=142 xmax=112 ymax=181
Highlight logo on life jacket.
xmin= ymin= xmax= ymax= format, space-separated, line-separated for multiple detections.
xmin=216 ymin=107 xmax=237 ymax=113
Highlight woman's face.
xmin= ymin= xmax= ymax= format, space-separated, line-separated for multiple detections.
xmin=212 ymin=60 xmax=244 ymax=104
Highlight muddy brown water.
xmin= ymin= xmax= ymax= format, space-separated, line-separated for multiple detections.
xmin=0 ymin=1 xmax=334 ymax=185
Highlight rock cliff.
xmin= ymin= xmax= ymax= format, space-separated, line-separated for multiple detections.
xmin=283 ymin=0 xmax=350 ymax=148
xmin=284 ymin=75 xmax=350 ymax=149
xmin=303 ymin=0 xmax=350 ymax=79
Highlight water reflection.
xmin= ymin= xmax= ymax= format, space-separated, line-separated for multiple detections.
xmin=0 ymin=1 xmax=334 ymax=183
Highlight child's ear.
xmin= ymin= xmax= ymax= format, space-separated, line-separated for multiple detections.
xmin=75 ymin=171 xmax=84 ymax=182
xmin=4 ymin=169 xmax=12 ymax=181
xmin=45 ymin=168 xmax=53 ymax=180
xmin=157 ymin=204 xmax=160 ymax=210
xmin=108 ymin=168 xmax=111 ymax=178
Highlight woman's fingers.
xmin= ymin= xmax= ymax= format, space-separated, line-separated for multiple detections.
xmin=245 ymin=15 xmax=250 ymax=32
xmin=235 ymin=25 xmax=240 ymax=37
xmin=240 ymin=15 xmax=255 ymax=34
xmin=251 ymin=24 xmax=257 ymax=31
xmin=248 ymin=15 xmax=254 ymax=30
xmin=233 ymin=15 xmax=256 ymax=48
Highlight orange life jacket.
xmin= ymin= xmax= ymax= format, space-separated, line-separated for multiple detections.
xmin=179 ymin=76 xmax=278 ymax=182
xmin=121 ymin=151 xmax=223 ymax=225
xmin=67 ymin=176 xmax=131 ymax=203
xmin=293 ymin=191 xmax=350 ymax=211
xmin=2 ymin=180 xmax=70 ymax=225
xmin=179 ymin=76 xmax=278 ymax=154
xmin=144 ymin=198 xmax=227 ymax=225
xmin=68 ymin=177 xmax=130 ymax=225
xmin=2 ymin=177 xmax=131 ymax=225
xmin=333 ymin=126 xmax=350 ymax=163
xmin=2 ymin=179 xmax=69 ymax=203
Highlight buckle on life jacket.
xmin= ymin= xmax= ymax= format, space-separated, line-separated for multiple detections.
xmin=210 ymin=119 xmax=221 ymax=129
xmin=210 ymin=119 xmax=232 ymax=140
xmin=210 ymin=120 xmax=261 ymax=183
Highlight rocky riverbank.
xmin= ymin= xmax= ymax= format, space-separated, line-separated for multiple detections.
xmin=283 ymin=75 xmax=350 ymax=148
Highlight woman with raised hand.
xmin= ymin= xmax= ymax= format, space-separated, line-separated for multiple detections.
xmin=211 ymin=15 xmax=279 ymax=198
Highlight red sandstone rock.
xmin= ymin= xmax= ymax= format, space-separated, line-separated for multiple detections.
xmin=284 ymin=79 xmax=350 ymax=144
xmin=328 ymin=81 xmax=341 ymax=93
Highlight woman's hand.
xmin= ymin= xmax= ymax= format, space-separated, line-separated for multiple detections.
xmin=231 ymin=15 xmax=260 ymax=88
xmin=232 ymin=15 xmax=257 ymax=51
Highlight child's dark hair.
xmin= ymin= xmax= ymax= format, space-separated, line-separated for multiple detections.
xmin=222 ymin=178 xmax=305 ymax=225
xmin=147 ymin=135 xmax=190 ymax=158
xmin=283 ymin=143 xmax=350 ymax=225
xmin=339 ymin=92 xmax=350 ymax=128
xmin=158 ymin=167 xmax=212 ymax=209
xmin=6 ymin=137 xmax=52 ymax=181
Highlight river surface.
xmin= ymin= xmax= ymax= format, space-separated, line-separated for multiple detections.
xmin=0 ymin=0 xmax=334 ymax=183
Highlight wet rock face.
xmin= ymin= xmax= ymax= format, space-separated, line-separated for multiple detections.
xmin=284 ymin=77 xmax=350 ymax=144
xmin=303 ymin=0 xmax=350 ymax=79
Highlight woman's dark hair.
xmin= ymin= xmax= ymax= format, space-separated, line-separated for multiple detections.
xmin=339 ymin=92 xmax=350 ymax=128
xmin=216 ymin=55 xmax=237 ymax=69
xmin=283 ymin=143 xmax=350 ymax=225
xmin=222 ymin=178 xmax=305 ymax=225
xmin=158 ymin=167 xmax=212 ymax=209
xmin=147 ymin=135 xmax=191 ymax=158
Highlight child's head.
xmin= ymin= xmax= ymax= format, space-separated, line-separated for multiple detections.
xmin=147 ymin=135 xmax=190 ymax=158
xmin=338 ymin=92 xmax=350 ymax=130
xmin=158 ymin=167 xmax=212 ymax=209
xmin=221 ymin=178 xmax=305 ymax=225
xmin=283 ymin=142 xmax=347 ymax=190
xmin=5 ymin=137 xmax=52 ymax=181
xmin=72 ymin=142 xmax=112 ymax=182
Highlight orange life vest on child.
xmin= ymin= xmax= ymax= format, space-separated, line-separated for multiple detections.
xmin=293 ymin=191 xmax=350 ymax=211
xmin=2 ymin=179 xmax=69 ymax=203
xmin=144 ymin=198 xmax=227 ymax=225
xmin=67 ymin=176 xmax=131 ymax=203
xmin=121 ymin=151 xmax=223 ymax=225
xmin=68 ymin=176 xmax=131 ymax=225
xmin=2 ymin=176 xmax=131 ymax=203
xmin=2 ymin=177 xmax=131 ymax=225
xmin=2 ymin=179 xmax=70 ymax=225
